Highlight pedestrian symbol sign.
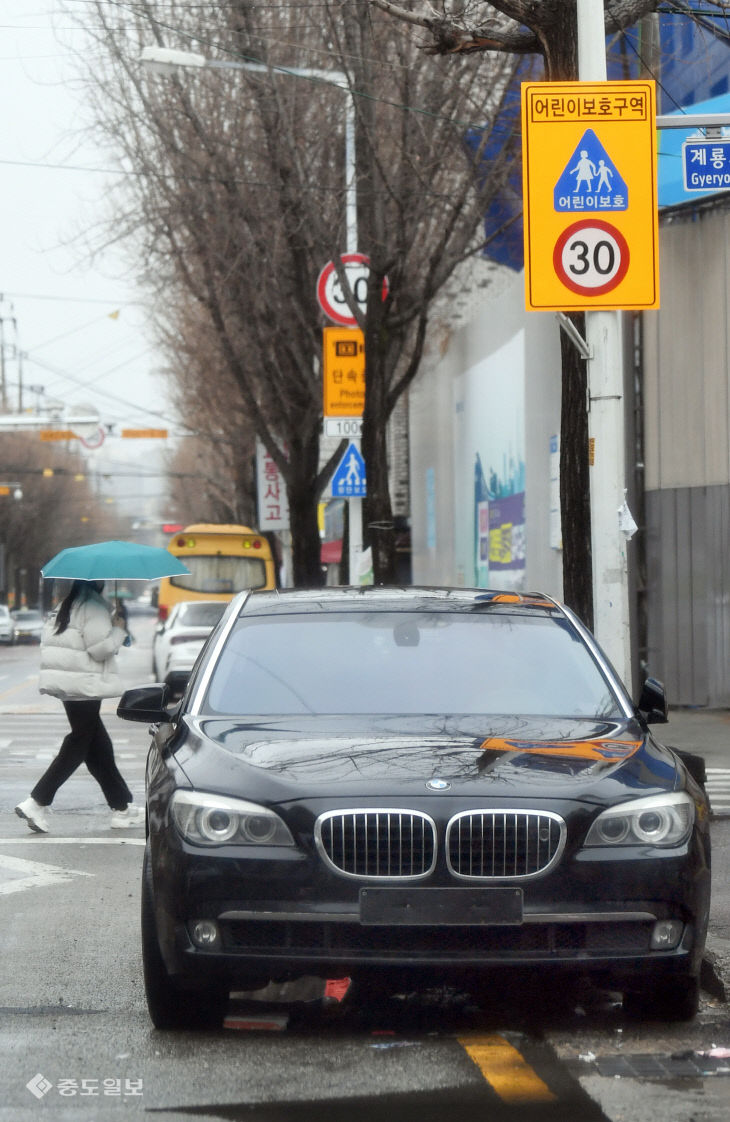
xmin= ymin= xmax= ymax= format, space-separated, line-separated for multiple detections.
xmin=554 ymin=129 xmax=628 ymax=212
xmin=331 ymin=441 xmax=366 ymax=497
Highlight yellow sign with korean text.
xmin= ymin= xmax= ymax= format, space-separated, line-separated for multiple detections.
xmin=521 ymin=80 xmax=659 ymax=311
xmin=121 ymin=428 xmax=168 ymax=438
xmin=40 ymin=430 xmax=75 ymax=441
xmin=322 ymin=327 xmax=365 ymax=418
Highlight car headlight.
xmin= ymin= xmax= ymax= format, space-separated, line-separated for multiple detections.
xmin=584 ymin=792 xmax=694 ymax=848
xmin=171 ymin=791 xmax=296 ymax=848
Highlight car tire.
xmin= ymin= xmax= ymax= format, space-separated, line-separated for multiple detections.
xmin=622 ymin=974 xmax=700 ymax=1022
xmin=141 ymin=846 xmax=229 ymax=1030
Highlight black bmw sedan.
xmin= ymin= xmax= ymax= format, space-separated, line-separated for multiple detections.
xmin=118 ymin=587 xmax=711 ymax=1029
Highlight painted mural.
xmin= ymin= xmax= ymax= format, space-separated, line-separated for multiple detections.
xmin=454 ymin=332 xmax=526 ymax=590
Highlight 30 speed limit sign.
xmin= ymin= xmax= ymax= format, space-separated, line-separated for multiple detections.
xmin=316 ymin=253 xmax=389 ymax=327
xmin=521 ymin=80 xmax=659 ymax=311
xmin=553 ymin=220 xmax=629 ymax=297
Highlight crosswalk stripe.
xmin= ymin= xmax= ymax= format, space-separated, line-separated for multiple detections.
xmin=704 ymin=769 xmax=730 ymax=814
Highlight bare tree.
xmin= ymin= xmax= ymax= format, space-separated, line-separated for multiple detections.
xmin=0 ymin=433 xmax=127 ymax=606
xmin=369 ymin=1 xmax=666 ymax=74
xmin=72 ymin=0 xmax=523 ymax=584
xmin=157 ymin=302 xmax=259 ymax=525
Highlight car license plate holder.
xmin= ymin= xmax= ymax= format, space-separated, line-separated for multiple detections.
xmin=359 ymin=887 xmax=523 ymax=926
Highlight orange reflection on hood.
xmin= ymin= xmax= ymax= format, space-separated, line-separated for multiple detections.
xmin=476 ymin=593 xmax=552 ymax=607
xmin=479 ymin=736 xmax=642 ymax=763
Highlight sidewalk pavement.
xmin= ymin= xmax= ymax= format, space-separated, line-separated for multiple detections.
xmin=663 ymin=706 xmax=730 ymax=769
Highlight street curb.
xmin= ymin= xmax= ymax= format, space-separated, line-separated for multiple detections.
xmin=702 ymin=935 xmax=730 ymax=1002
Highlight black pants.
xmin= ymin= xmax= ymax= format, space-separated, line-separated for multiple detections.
xmin=31 ymin=700 xmax=132 ymax=811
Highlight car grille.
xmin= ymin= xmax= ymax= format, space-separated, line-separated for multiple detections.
xmin=315 ymin=810 xmax=437 ymax=880
xmin=446 ymin=811 xmax=566 ymax=880
xmin=221 ymin=919 xmax=654 ymax=958
xmin=314 ymin=808 xmax=566 ymax=882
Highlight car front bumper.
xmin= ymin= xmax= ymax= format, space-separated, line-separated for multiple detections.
xmin=148 ymin=823 xmax=711 ymax=988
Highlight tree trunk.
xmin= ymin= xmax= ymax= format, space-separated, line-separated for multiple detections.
xmin=344 ymin=0 xmax=399 ymax=586
xmin=541 ymin=4 xmax=594 ymax=627
xmin=559 ymin=312 xmax=593 ymax=629
xmin=287 ymin=488 xmax=324 ymax=587
xmin=285 ymin=430 xmax=326 ymax=588
xmin=361 ymin=332 xmax=398 ymax=584
xmin=536 ymin=5 xmax=580 ymax=82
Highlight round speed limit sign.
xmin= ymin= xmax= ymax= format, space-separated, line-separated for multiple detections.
xmin=553 ymin=219 xmax=630 ymax=298
xmin=316 ymin=253 xmax=389 ymax=327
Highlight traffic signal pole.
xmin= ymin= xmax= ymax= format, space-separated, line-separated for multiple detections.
xmin=577 ymin=0 xmax=635 ymax=690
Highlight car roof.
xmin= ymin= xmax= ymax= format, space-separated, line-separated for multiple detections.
xmin=177 ymin=600 xmax=227 ymax=620
xmin=235 ymin=586 xmax=564 ymax=619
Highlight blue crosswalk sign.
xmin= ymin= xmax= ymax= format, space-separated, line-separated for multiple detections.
xmin=331 ymin=441 xmax=366 ymax=497
xmin=554 ymin=128 xmax=628 ymax=213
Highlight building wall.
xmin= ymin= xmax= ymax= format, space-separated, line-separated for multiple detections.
xmin=644 ymin=200 xmax=730 ymax=705
xmin=409 ymin=269 xmax=563 ymax=597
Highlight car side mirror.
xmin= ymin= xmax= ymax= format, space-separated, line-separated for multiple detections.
xmin=117 ymin=684 xmax=171 ymax=723
xmin=636 ymin=676 xmax=668 ymax=724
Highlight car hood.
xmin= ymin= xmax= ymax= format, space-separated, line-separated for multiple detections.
xmin=172 ymin=714 xmax=680 ymax=804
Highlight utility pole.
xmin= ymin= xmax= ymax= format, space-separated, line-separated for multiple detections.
xmin=0 ymin=316 xmax=6 ymax=411
xmin=576 ymin=0 xmax=634 ymax=690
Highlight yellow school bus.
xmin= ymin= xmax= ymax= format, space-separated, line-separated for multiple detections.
xmin=157 ymin=524 xmax=276 ymax=621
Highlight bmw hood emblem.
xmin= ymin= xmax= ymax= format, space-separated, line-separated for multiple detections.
xmin=426 ymin=778 xmax=451 ymax=791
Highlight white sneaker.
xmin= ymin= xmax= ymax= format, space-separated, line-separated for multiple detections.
xmin=15 ymin=797 xmax=49 ymax=834
xmin=110 ymin=804 xmax=145 ymax=829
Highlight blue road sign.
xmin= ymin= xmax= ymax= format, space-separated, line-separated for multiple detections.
xmin=554 ymin=128 xmax=628 ymax=213
xmin=331 ymin=441 xmax=367 ymax=497
xmin=682 ymin=137 xmax=730 ymax=192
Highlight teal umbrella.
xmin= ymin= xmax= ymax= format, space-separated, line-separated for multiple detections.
xmin=41 ymin=540 xmax=190 ymax=581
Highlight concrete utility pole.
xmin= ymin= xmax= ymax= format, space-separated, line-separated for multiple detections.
xmin=576 ymin=0 xmax=634 ymax=690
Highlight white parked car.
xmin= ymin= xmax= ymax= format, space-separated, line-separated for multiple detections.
xmin=152 ymin=600 xmax=227 ymax=696
xmin=0 ymin=605 xmax=13 ymax=644
xmin=10 ymin=608 xmax=44 ymax=643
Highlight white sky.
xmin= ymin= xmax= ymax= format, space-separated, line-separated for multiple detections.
xmin=0 ymin=1 xmax=172 ymax=513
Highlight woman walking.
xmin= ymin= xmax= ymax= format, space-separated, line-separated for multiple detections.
xmin=14 ymin=579 xmax=143 ymax=833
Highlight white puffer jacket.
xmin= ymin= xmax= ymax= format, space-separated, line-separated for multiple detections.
xmin=39 ymin=589 xmax=126 ymax=700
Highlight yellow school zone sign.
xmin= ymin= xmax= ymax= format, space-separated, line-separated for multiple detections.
xmin=521 ymin=80 xmax=659 ymax=311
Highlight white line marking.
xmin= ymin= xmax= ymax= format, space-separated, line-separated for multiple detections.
xmin=0 ymin=854 xmax=93 ymax=896
xmin=0 ymin=837 xmax=146 ymax=845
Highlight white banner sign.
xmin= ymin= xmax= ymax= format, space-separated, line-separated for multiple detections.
xmin=256 ymin=441 xmax=290 ymax=531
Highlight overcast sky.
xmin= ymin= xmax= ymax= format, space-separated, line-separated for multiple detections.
xmin=0 ymin=1 xmax=171 ymax=511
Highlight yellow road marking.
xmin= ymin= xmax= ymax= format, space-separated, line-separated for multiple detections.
xmin=458 ymin=1033 xmax=557 ymax=1104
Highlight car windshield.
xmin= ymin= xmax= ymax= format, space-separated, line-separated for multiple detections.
xmin=202 ymin=610 xmax=622 ymax=718
xmin=14 ymin=611 xmax=41 ymax=622
xmin=178 ymin=602 xmax=227 ymax=628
